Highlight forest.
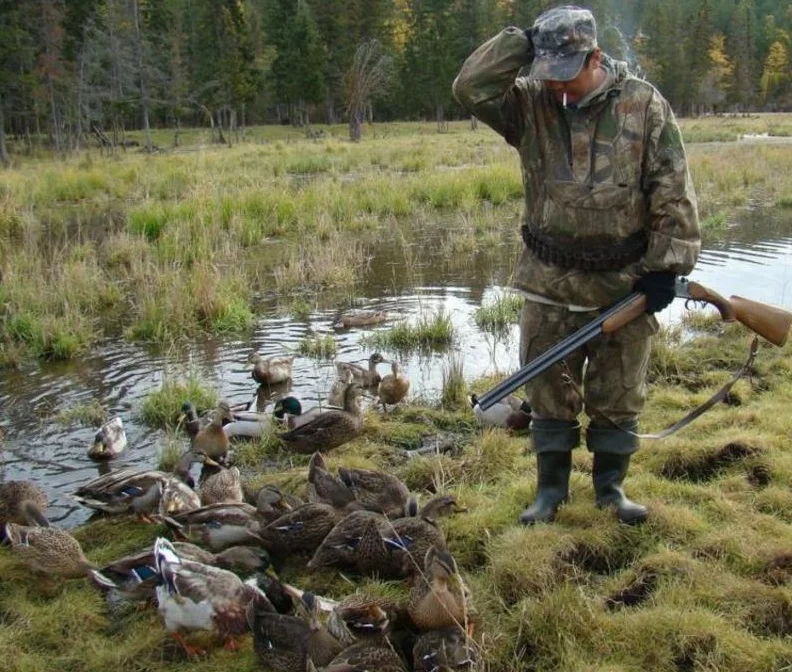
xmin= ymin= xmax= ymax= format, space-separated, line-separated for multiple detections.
xmin=1 ymin=0 xmax=791 ymax=160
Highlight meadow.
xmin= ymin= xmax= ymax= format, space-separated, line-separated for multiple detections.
xmin=3 ymin=116 xmax=792 ymax=671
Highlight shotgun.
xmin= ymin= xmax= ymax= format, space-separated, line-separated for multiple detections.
xmin=471 ymin=278 xmax=792 ymax=412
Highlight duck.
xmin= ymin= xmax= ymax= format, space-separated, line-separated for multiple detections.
xmin=379 ymin=499 xmax=448 ymax=578
xmin=327 ymin=368 xmax=354 ymax=407
xmin=193 ymin=400 xmax=234 ymax=461
xmin=418 ymin=494 xmax=469 ymax=520
xmin=158 ymin=478 xmax=201 ymax=517
xmin=335 ymin=352 xmax=386 ymax=388
xmin=307 ymin=510 xmax=385 ymax=572
xmin=73 ymin=468 xmax=173 ymax=517
xmin=306 ymin=451 xmax=358 ymax=510
xmin=251 ymin=591 xmax=344 ymax=672
xmin=199 ymin=462 xmax=244 ymax=505
xmin=89 ymin=542 xmax=271 ymax=604
xmin=412 ymin=627 xmax=475 ymax=672
xmin=257 ymin=502 xmax=343 ymax=556
xmin=5 ymin=523 xmax=95 ymax=579
xmin=324 ymin=641 xmax=407 ymax=672
xmin=249 ymin=353 xmax=296 ymax=385
xmin=178 ymin=401 xmax=205 ymax=438
xmin=278 ymin=383 xmax=364 ymax=454
xmin=408 ymin=546 xmax=468 ymax=631
xmin=377 ymin=362 xmax=410 ymax=411
xmin=327 ymin=592 xmax=401 ymax=644
xmin=334 ymin=310 xmax=389 ymax=329
xmin=153 ymin=537 xmax=275 ymax=655
xmin=338 ymin=466 xmax=410 ymax=518
xmin=471 ymin=393 xmax=531 ymax=430
xmin=222 ymin=408 xmax=272 ymax=439
xmin=87 ymin=416 xmax=127 ymax=460
xmin=0 ymin=480 xmax=50 ymax=527
xmin=274 ymin=396 xmax=341 ymax=430
xmin=161 ymin=501 xmax=271 ymax=552
xmin=255 ymin=483 xmax=303 ymax=514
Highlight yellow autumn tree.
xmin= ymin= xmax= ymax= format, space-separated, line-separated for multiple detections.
xmin=698 ymin=33 xmax=734 ymax=111
xmin=760 ymin=40 xmax=791 ymax=105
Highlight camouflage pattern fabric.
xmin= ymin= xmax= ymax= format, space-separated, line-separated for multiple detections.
xmin=528 ymin=6 xmax=597 ymax=82
xmin=519 ymin=300 xmax=657 ymax=425
xmin=452 ymin=27 xmax=700 ymax=309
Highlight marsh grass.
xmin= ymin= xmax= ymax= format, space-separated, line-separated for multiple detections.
xmin=474 ymin=291 xmax=524 ymax=337
xmin=140 ymin=370 xmax=218 ymax=428
xmin=296 ymin=332 xmax=337 ymax=358
xmin=441 ymin=353 xmax=468 ymax=409
xmin=360 ymin=307 xmax=455 ymax=353
xmin=5 ymin=320 xmax=792 ymax=670
xmin=56 ymin=399 xmax=108 ymax=426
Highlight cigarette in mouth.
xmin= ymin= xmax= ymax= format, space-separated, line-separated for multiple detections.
xmin=563 ymin=92 xmax=567 ymax=108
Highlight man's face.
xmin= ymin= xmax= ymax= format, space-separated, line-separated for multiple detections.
xmin=544 ymin=50 xmax=602 ymax=105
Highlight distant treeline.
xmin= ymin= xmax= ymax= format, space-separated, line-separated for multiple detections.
xmin=0 ymin=0 xmax=790 ymax=159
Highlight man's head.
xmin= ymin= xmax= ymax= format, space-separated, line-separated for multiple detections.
xmin=528 ymin=5 xmax=604 ymax=104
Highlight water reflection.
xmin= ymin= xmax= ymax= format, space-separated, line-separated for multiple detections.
xmin=3 ymin=207 xmax=792 ymax=528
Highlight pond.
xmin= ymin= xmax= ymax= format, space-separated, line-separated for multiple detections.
xmin=3 ymin=206 xmax=792 ymax=528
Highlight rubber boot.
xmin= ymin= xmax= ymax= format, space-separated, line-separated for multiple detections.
xmin=592 ymin=452 xmax=647 ymax=525
xmin=519 ymin=419 xmax=579 ymax=526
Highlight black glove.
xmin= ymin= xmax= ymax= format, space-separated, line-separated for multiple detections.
xmin=634 ymin=271 xmax=676 ymax=314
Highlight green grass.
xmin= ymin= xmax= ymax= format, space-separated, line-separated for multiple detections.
xmin=360 ymin=307 xmax=455 ymax=353
xmin=140 ymin=370 xmax=218 ymax=429
xmin=296 ymin=332 xmax=337 ymax=358
xmin=5 ymin=319 xmax=792 ymax=669
xmin=474 ymin=291 xmax=524 ymax=337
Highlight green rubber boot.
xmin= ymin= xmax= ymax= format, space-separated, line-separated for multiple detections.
xmin=519 ymin=419 xmax=579 ymax=526
xmin=592 ymin=452 xmax=647 ymax=525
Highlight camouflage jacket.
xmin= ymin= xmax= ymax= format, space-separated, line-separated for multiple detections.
xmin=452 ymin=27 xmax=701 ymax=308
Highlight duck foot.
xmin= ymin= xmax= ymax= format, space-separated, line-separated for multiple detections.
xmin=171 ymin=632 xmax=206 ymax=658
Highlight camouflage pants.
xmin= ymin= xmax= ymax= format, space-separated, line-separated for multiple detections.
xmin=519 ymin=300 xmax=658 ymax=428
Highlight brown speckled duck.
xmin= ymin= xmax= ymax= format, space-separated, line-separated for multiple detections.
xmin=193 ymin=401 xmax=234 ymax=461
xmin=324 ymin=641 xmax=407 ymax=672
xmin=412 ymin=627 xmax=475 ymax=672
xmin=377 ymin=361 xmax=410 ymax=411
xmin=335 ymin=352 xmax=386 ymax=388
xmin=257 ymin=502 xmax=342 ymax=556
xmin=5 ymin=523 xmax=94 ymax=579
xmin=0 ymin=480 xmax=49 ymax=527
xmin=249 ymin=353 xmax=296 ymax=385
xmin=408 ymin=547 xmax=468 ymax=631
xmin=278 ymin=383 xmax=364 ymax=454
xmin=338 ymin=466 xmax=410 ymax=518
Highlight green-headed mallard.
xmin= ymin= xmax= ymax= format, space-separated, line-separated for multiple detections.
xmin=193 ymin=400 xmax=234 ymax=461
xmin=257 ymin=502 xmax=342 ymax=556
xmin=0 ymin=480 xmax=49 ymax=527
xmin=162 ymin=501 xmax=270 ymax=552
xmin=408 ymin=547 xmax=468 ymax=631
xmin=5 ymin=523 xmax=94 ymax=579
xmin=87 ymin=416 xmax=127 ymax=460
xmin=249 ymin=353 xmax=296 ymax=385
xmin=275 ymin=396 xmax=341 ymax=430
xmin=251 ymin=591 xmax=344 ymax=672
xmin=377 ymin=362 xmax=410 ymax=411
xmin=335 ymin=352 xmax=386 ymax=388
xmin=471 ymin=393 xmax=531 ymax=430
xmin=338 ymin=466 xmax=410 ymax=518
xmin=412 ymin=627 xmax=475 ymax=671
xmin=89 ymin=542 xmax=270 ymax=604
xmin=153 ymin=537 xmax=275 ymax=655
xmin=278 ymin=383 xmax=364 ymax=455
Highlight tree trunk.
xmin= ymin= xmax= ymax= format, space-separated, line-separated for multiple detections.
xmin=470 ymin=116 xmax=478 ymax=131
xmin=436 ymin=102 xmax=447 ymax=133
xmin=349 ymin=110 xmax=362 ymax=142
xmin=0 ymin=94 xmax=10 ymax=168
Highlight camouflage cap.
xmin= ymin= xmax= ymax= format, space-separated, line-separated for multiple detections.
xmin=528 ymin=6 xmax=598 ymax=82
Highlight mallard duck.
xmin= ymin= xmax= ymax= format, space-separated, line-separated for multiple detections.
xmin=73 ymin=468 xmax=172 ymax=516
xmin=162 ymin=502 xmax=269 ymax=552
xmin=418 ymin=494 xmax=468 ymax=520
xmin=158 ymin=477 xmax=201 ymax=517
xmin=335 ymin=352 xmax=386 ymax=388
xmin=153 ymin=537 xmax=275 ymax=655
xmin=306 ymin=452 xmax=358 ymax=510
xmin=379 ymin=502 xmax=447 ymax=578
xmin=334 ymin=310 xmax=389 ymax=330
xmin=338 ymin=466 xmax=410 ymax=518
xmin=377 ymin=362 xmax=410 ymax=411
xmin=87 ymin=416 xmax=127 ymax=460
xmin=278 ymin=383 xmax=364 ymax=454
xmin=408 ymin=547 xmax=468 ymax=631
xmin=255 ymin=483 xmax=302 ymax=514
xmin=193 ymin=400 xmax=234 ymax=461
xmin=257 ymin=502 xmax=342 ymax=556
xmin=89 ymin=542 xmax=270 ymax=604
xmin=5 ymin=523 xmax=94 ymax=579
xmin=274 ymin=396 xmax=342 ymax=430
xmin=307 ymin=510 xmax=385 ymax=572
xmin=325 ymin=641 xmax=407 ymax=672
xmin=471 ymin=393 xmax=531 ymax=430
xmin=222 ymin=409 xmax=271 ymax=439
xmin=199 ymin=462 xmax=244 ymax=505
xmin=327 ymin=369 xmax=354 ymax=407
xmin=412 ymin=627 xmax=475 ymax=671
xmin=328 ymin=591 xmax=406 ymax=644
xmin=0 ymin=480 xmax=49 ymax=527
xmin=249 ymin=353 xmax=296 ymax=385
xmin=251 ymin=591 xmax=344 ymax=672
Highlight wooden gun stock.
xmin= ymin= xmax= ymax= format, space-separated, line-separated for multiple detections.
xmin=729 ymin=295 xmax=792 ymax=347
